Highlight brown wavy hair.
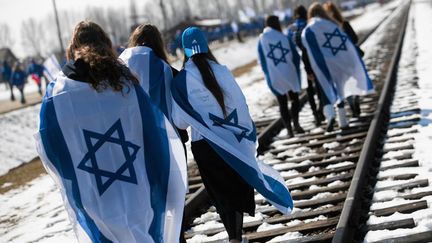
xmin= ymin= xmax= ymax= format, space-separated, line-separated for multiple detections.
xmin=307 ymin=2 xmax=337 ymax=24
xmin=128 ymin=24 xmax=168 ymax=63
xmin=66 ymin=21 xmax=138 ymax=92
xmin=324 ymin=2 xmax=345 ymax=25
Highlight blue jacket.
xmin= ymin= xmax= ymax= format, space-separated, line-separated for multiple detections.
xmin=11 ymin=70 xmax=26 ymax=86
xmin=27 ymin=63 xmax=44 ymax=77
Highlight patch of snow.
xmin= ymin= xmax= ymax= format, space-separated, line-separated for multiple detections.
xmin=268 ymin=231 xmax=303 ymax=242
xmin=256 ymin=222 xmax=285 ymax=232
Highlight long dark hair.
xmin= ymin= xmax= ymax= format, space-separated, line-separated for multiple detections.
xmin=66 ymin=21 xmax=138 ymax=92
xmin=266 ymin=15 xmax=282 ymax=32
xmin=183 ymin=50 xmax=226 ymax=116
xmin=294 ymin=5 xmax=307 ymax=20
xmin=128 ymin=24 xmax=169 ymax=63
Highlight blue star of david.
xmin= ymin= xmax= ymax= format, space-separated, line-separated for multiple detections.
xmin=77 ymin=119 xmax=140 ymax=196
xmin=267 ymin=41 xmax=290 ymax=66
xmin=322 ymin=28 xmax=348 ymax=56
xmin=209 ymin=109 xmax=256 ymax=142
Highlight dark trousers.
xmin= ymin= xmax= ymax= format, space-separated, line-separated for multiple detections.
xmin=276 ymin=91 xmax=300 ymax=131
xmin=191 ymin=139 xmax=255 ymax=241
xmin=306 ymin=79 xmax=324 ymax=116
xmin=347 ymin=95 xmax=361 ymax=116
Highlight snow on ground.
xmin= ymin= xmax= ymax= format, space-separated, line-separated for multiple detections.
xmin=364 ymin=1 xmax=432 ymax=241
xmin=0 ymin=104 xmax=40 ymax=176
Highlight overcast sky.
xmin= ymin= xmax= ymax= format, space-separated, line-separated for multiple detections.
xmin=0 ymin=0 xmax=134 ymax=58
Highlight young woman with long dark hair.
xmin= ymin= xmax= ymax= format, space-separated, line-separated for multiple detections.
xmin=171 ymin=27 xmax=293 ymax=243
xmin=35 ymin=21 xmax=187 ymax=242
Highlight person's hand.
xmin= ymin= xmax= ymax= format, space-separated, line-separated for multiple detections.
xmin=307 ymin=73 xmax=315 ymax=81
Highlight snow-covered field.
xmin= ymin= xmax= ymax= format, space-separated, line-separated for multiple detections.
xmin=3 ymin=1 xmax=428 ymax=242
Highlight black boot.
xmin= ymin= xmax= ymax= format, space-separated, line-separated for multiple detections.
xmin=313 ymin=111 xmax=325 ymax=127
xmin=293 ymin=120 xmax=305 ymax=134
xmin=286 ymin=123 xmax=294 ymax=138
xmin=326 ymin=118 xmax=336 ymax=132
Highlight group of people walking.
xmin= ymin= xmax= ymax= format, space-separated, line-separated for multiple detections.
xmin=1 ymin=59 xmax=47 ymax=104
xmin=35 ymin=2 xmax=373 ymax=243
xmin=258 ymin=3 xmax=373 ymax=133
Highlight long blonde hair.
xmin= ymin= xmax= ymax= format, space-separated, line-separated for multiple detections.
xmin=323 ymin=2 xmax=345 ymax=25
xmin=307 ymin=2 xmax=337 ymax=24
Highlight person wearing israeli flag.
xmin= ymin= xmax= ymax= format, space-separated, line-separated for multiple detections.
xmin=258 ymin=15 xmax=305 ymax=137
xmin=34 ymin=21 xmax=187 ymax=243
xmin=302 ymin=3 xmax=374 ymax=132
xmin=171 ymin=27 xmax=294 ymax=243
xmin=324 ymin=1 xmax=363 ymax=118
xmin=119 ymin=23 xmax=189 ymax=148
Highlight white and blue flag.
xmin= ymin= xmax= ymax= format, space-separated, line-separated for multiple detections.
xmin=35 ymin=73 xmax=187 ymax=243
xmin=301 ymin=18 xmax=374 ymax=105
xmin=119 ymin=46 xmax=174 ymax=120
xmin=258 ymin=27 xmax=302 ymax=96
xmin=171 ymin=60 xmax=294 ymax=214
xmin=43 ymin=54 xmax=61 ymax=83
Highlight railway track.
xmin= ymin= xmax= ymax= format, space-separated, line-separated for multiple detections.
xmin=183 ymin=2 xmax=416 ymax=242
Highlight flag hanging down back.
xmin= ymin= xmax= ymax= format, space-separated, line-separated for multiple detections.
xmin=258 ymin=27 xmax=302 ymax=96
xmin=302 ymin=17 xmax=374 ymax=105
xmin=35 ymin=73 xmax=187 ymax=243
xmin=119 ymin=46 xmax=174 ymax=120
xmin=171 ymin=60 xmax=294 ymax=215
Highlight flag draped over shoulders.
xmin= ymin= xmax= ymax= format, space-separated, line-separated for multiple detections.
xmin=301 ymin=17 xmax=374 ymax=105
xmin=258 ymin=27 xmax=301 ymax=96
xmin=171 ymin=60 xmax=294 ymax=214
xmin=119 ymin=46 xmax=174 ymax=120
xmin=34 ymin=73 xmax=187 ymax=243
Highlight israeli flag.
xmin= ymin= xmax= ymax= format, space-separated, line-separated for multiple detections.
xmin=119 ymin=46 xmax=174 ymax=120
xmin=171 ymin=60 xmax=294 ymax=214
xmin=43 ymin=54 xmax=61 ymax=83
xmin=301 ymin=18 xmax=374 ymax=104
xmin=258 ymin=27 xmax=301 ymax=96
xmin=34 ymin=73 xmax=187 ymax=243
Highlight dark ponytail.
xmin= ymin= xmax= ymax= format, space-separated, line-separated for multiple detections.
xmin=184 ymin=51 xmax=226 ymax=116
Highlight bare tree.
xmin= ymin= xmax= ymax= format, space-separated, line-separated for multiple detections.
xmin=158 ymin=0 xmax=169 ymax=30
xmin=0 ymin=23 xmax=13 ymax=48
xmin=21 ymin=18 xmax=45 ymax=56
xmin=106 ymin=8 xmax=128 ymax=45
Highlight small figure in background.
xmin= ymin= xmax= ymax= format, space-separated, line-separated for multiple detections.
xmin=27 ymin=59 xmax=45 ymax=95
xmin=10 ymin=62 xmax=26 ymax=104
xmin=2 ymin=60 xmax=12 ymax=92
